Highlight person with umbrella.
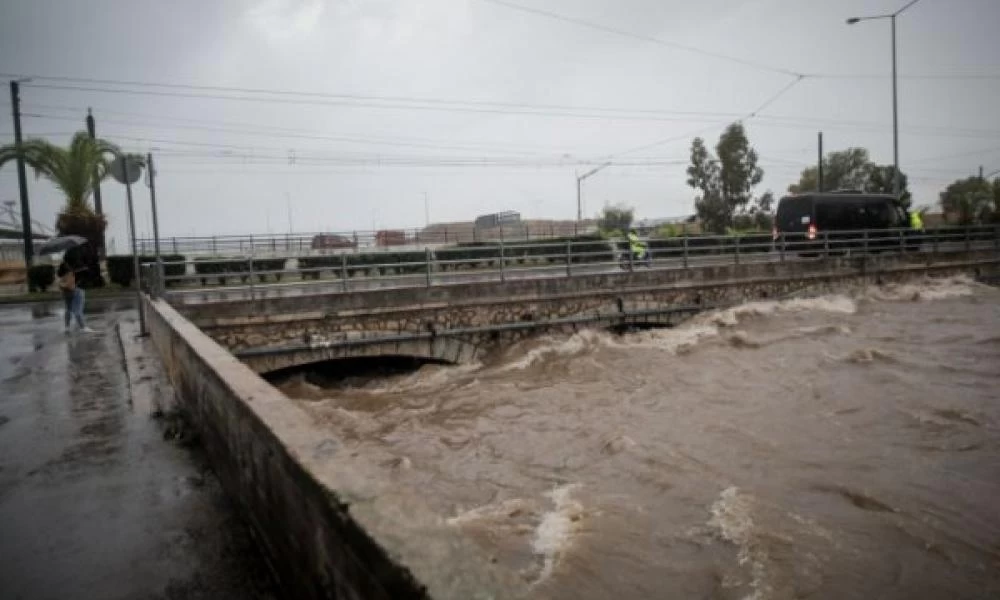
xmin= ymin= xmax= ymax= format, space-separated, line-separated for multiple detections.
xmin=42 ymin=236 xmax=95 ymax=333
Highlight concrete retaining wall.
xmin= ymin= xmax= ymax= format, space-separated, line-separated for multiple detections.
xmin=142 ymin=297 xmax=523 ymax=600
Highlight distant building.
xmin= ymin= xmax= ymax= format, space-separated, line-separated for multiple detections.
xmin=375 ymin=230 xmax=407 ymax=247
xmin=474 ymin=211 xmax=521 ymax=230
xmin=310 ymin=234 xmax=356 ymax=250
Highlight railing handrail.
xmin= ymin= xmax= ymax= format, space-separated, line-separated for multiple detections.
xmin=131 ymin=225 xmax=1000 ymax=299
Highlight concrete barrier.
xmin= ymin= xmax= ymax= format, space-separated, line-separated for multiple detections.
xmin=142 ymin=296 xmax=523 ymax=600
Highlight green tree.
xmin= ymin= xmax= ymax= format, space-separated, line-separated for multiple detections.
xmin=716 ymin=123 xmax=763 ymax=215
xmin=686 ymin=137 xmax=727 ymax=233
xmin=789 ymin=148 xmax=911 ymax=207
xmin=790 ymin=148 xmax=870 ymax=193
xmin=0 ymin=132 xmax=129 ymax=286
xmin=598 ymin=204 xmax=634 ymax=235
xmin=940 ymin=176 xmax=994 ymax=225
xmin=686 ymin=124 xmax=767 ymax=233
xmin=865 ymin=165 xmax=911 ymax=208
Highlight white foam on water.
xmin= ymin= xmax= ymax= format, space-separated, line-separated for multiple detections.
xmin=446 ymin=498 xmax=535 ymax=527
xmin=625 ymin=294 xmax=857 ymax=355
xmin=363 ymin=361 xmax=484 ymax=394
xmin=868 ymin=275 xmax=978 ymax=303
xmin=532 ymin=483 xmax=584 ymax=583
xmin=500 ymin=330 xmax=610 ymax=371
xmin=708 ymin=486 xmax=772 ymax=600
xmin=708 ymin=295 xmax=857 ymax=328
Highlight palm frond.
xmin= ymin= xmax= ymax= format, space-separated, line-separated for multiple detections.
xmin=0 ymin=131 xmax=123 ymax=210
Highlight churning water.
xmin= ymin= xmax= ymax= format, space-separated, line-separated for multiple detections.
xmin=277 ymin=276 xmax=1000 ymax=599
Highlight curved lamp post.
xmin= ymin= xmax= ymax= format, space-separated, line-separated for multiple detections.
xmin=846 ymin=0 xmax=922 ymax=199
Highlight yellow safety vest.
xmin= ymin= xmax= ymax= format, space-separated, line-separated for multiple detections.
xmin=909 ymin=211 xmax=924 ymax=231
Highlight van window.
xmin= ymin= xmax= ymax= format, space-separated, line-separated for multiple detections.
xmin=816 ymin=200 xmax=866 ymax=229
xmin=776 ymin=196 xmax=812 ymax=231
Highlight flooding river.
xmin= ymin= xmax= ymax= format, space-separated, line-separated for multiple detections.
xmin=277 ymin=276 xmax=1000 ymax=600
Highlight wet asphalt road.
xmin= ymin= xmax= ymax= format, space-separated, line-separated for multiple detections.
xmin=0 ymin=301 xmax=277 ymax=600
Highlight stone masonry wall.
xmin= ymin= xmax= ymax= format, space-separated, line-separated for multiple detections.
xmin=142 ymin=297 xmax=524 ymax=600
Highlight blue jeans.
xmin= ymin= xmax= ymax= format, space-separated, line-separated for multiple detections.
xmin=63 ymin=288 xmax=86 ymax=329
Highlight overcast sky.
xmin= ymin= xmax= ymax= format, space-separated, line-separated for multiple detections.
xmin=1 ymin=0 xmax=999 ymax=247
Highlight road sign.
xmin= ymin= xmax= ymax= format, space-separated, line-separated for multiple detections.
xmin=110 ymin=155 xmax=143 ymax=185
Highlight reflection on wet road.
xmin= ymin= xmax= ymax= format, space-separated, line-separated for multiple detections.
xmin=0 ymin=302 xmax=275 ymax=600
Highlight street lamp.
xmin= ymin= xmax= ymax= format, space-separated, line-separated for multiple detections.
xmin=846 ymin=0 xmax=922 ymax=199
xmin=576 ymin=161 xmax=612 ymax=222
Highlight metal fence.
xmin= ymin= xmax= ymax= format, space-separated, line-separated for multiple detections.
xmin=138 ymin=225 xmax=1000 ymax=304
xmin=134 ymin=223 xmax=597 ymax=257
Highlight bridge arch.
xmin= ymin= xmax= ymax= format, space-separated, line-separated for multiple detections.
xmin=241 ymin=336 xmax=481 ymax=376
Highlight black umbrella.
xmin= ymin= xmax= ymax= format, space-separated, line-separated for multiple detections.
xmin=38 ymin=235 xmax=88 ymax=255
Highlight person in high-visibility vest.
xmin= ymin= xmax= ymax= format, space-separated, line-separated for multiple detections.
xmin=628 ymin=229 xmax=646 ymax=259
xmin=909 ymin=210 xmax=924 ymax=231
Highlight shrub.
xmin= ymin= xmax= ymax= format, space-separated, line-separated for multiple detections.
xmin=297 ymin=255 xmax=339 ymax=280
xmin=106 ymin=255 xmax=142 ymax=288
xmin=251 ymin=258 xmax=287 ymax=282
xmin=194 ymin=257 xmax=246 ymax=286
xmin=28 ymin=264 xmax=55 ymax=292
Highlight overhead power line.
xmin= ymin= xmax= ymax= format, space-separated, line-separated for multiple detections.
xmin=6 ymin=74 xmax=752 ymax=120
xmin=22 ymin=83 xmax=750 ymax=125
xmin=476 ymin=0 xmax=803 ymax=77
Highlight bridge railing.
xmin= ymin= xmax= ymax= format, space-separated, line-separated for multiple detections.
xmin=141 ymin=225 xmax=1000 ymax=301
xmin=133 ymin=223 xmax=597 ymax=258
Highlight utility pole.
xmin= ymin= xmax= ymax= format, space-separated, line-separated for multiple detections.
xmin=9 ymin=80 xmax=33 ymax=272
xmin=146 ymin=153 xmax=162 ymax=267
xmin=423 ymin=192 xmax=430 ymax=227
xmin=979 ymin=165 xmax=984 ymax=181
xmin=817 ymin=132 xmax=824 ymax=192
xmin=86 ymin=108 xmax=106 ymax=257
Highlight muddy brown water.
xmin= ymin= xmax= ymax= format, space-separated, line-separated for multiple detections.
xmin=276 ymin=277 xmax=1000 ymax=600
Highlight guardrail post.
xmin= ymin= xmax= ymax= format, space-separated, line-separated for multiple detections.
xmin=862 ymin=230 xmax=869 ymax=255
xmin=779 ymin=233 xmax=785 ymax=262
xmin=247 ymin=256 xmax=256 ymax=305
xmin=172 ymin=237 xmax=178 ymax=254
xmin=683 ymin=235 xmax=689 ymax=268
xmin=499 ymin=240 xmax=506 ymax=282
xmin=932 ymin=228 xmax=938 ymax=256
xmin=824 ymin=231 xmax=830 ymax=258
xmin=565 ymin=240 xmax=572 ymax=276
xmin=965 ymin=226 xmax=971 ymax=253
xmin=994 ymin=226 xmax=999 ymax=255
xmin=341 ymin=253 xmax=348 ymax=292
xmin=898 ymin=229 xmax=905 ymax=254
xmin=425 ymin=248 xmax=432 ymax=287
xmin=734 ymin=235 xmax=741 ymax=265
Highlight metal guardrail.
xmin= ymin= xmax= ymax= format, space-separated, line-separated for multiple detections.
xmin=138 ymin=225 xmax=1000 ymax=302
xmin=135 ymin=223 xmax=597 ymax=257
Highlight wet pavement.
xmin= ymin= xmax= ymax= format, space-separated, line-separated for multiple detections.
xmin=0 ymin=300 xmax=278 ymax=600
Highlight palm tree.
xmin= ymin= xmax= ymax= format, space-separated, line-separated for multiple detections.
xmin=0 ymin=131 xmax=134 ymax=286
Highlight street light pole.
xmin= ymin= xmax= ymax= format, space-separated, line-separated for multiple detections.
xmin=891 ymin=14 xmax=899 ymax=198
xmin=576 ymin=162 xmax=612 ymax=222
xmin=8 ymin=80 xmax=33 ymax=272
xmin=847 ymin=0 xmax=921 ymax=200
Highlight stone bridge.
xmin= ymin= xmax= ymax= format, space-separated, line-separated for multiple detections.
xmin=176 ymin=248 xmax=1000 ymax=375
